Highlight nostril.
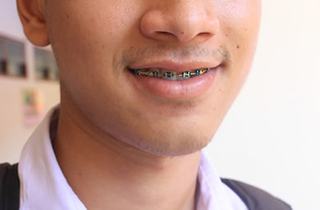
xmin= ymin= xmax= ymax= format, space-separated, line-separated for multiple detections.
xmin=199 ymin=32 xmax=211 ymax=36
xmin=196 ymin=32 xmax=214 ymax=41
xmin=158 ymin=31 xmax=173 ymax=36
xmin=154 ymin=31 xmax=177 ymax=40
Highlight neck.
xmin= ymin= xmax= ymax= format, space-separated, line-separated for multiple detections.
xmin=54 ymin=105 xmax=201 ymax=210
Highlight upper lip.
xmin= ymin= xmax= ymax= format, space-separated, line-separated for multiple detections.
xmin=128 ymin=59 xmax=222 ymax=73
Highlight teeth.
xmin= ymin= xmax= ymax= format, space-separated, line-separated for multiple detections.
xmin=129 ymin=67 xmax=210 ymax=80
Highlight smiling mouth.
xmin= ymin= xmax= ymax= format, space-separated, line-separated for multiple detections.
xmin=127 ymin=67 xmax=216 ymax=81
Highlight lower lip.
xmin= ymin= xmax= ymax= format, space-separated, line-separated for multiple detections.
xmin=126 ymin=67 xmax=220 ymax=100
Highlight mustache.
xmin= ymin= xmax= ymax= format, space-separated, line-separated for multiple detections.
xmin=117 ymin=45 xmax=230 ymax=67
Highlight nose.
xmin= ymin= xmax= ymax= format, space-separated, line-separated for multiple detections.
xmin=139 ymin=1 xmax=220 ymax=44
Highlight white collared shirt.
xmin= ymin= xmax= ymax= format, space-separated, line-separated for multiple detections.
xmin=18 ymin=107 xmax=247 ymax=210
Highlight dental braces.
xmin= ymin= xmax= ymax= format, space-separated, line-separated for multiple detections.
xmin=129 ymin=67 xmax=209 ymax=80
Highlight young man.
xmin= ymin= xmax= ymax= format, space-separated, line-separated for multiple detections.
xmin=0 ymin=0 xmax=291 ymax=209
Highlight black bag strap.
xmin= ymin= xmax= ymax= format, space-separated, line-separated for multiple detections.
xmin=221 ymin=178 xmax=292 ymax=210
xmin=0 ymin=163 xmax=20 ymax=210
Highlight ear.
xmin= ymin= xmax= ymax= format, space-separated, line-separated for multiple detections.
xmin=17 ymin=0 xmax=50 ymax=46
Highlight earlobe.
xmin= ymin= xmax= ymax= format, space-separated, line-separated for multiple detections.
xmin=17 ymin=0 xmax=50 ymax=46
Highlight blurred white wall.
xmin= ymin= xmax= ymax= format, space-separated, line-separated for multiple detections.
xmin=1 ymin=0 xmax=319 ymax=210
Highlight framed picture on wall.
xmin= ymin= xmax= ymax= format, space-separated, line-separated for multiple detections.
xmin=34 ymin=47 xmax=59 ymax=81
xmin=0 ymin=34 xmax=27 ymax=78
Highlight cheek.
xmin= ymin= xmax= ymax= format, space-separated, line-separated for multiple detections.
xmin=46 ymin=0 xmax=140 ymax=67
xmin=45 ymin=1 xmax=142 ymax=95
xmin=218 ymin=0 xmax=260 ymax=18
xmin=218 ymin=0 xmax=260 ymax=68
xmin=217 ymin=0 xmax=261 ymax=42
xmin=213 ymin=0 xmax=260 ymax=103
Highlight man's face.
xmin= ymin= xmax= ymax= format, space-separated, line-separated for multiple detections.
xmin=32 ymin=0 xmax=260 ymax=156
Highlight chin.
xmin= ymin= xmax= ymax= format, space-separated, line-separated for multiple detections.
xmin=126 ymin=130 xmax=213 ymax=157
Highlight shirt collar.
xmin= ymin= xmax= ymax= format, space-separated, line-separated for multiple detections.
xmin=197 ymin=152 xmax=248 ymax=210
xmin=18 ymin=107 xmax=86 ymax=210
xmin=18 ymin=106 xmax=246 ymax=210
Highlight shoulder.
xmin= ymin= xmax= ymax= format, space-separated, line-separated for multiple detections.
xmin=221 ymin=178 xmax=292 ymax=210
